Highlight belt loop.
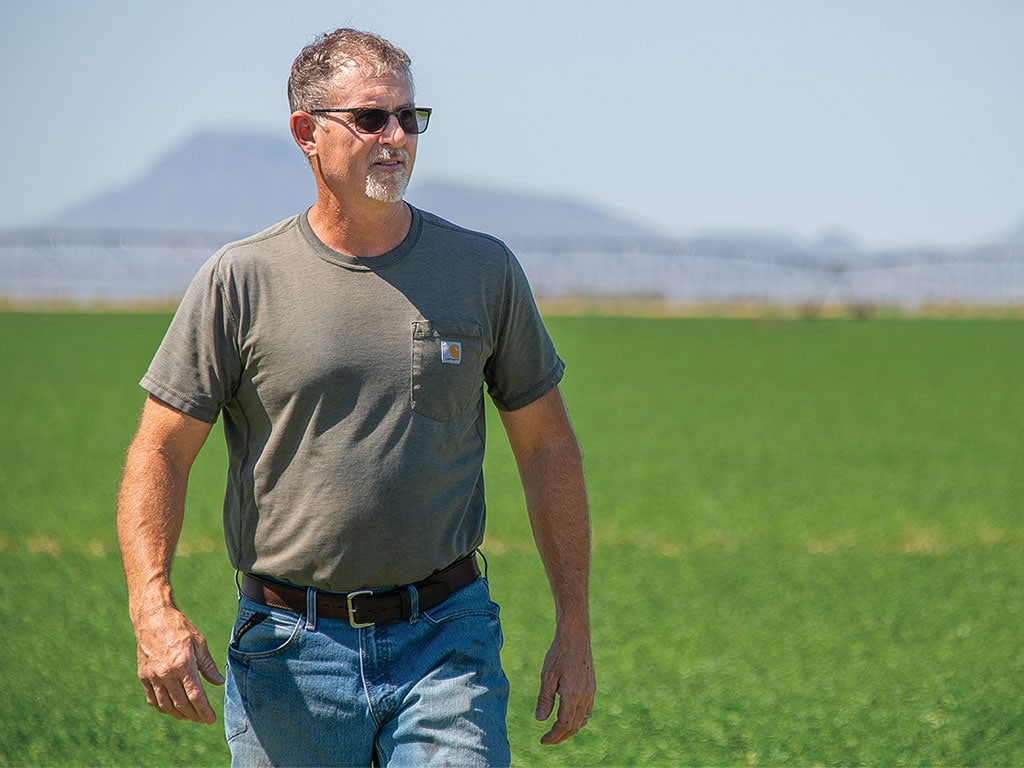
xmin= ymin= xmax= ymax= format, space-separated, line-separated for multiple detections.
xmin=475 ymin=548 xmax=489 ymax=581
xmin=406 ymin=584 xmax=420 ymax=624
xmin=305 ymin=587 xmax=318 ymax=631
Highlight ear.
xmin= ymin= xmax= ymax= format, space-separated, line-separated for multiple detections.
xmin=290 ymin=111 xmax=318 ymax=159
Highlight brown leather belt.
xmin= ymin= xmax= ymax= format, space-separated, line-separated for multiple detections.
xmin=240 ymin=553 xmax=480 ymax=628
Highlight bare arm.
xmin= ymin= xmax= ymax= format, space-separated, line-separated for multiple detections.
xmin=117 ymin=395 xmax=223 ymax=724
xmin=499 ymin=386 xmax=596 ymax=745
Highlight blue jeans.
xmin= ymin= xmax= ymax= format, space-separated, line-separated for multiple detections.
xmin=224 ymin=576 xmax=511 ymax=767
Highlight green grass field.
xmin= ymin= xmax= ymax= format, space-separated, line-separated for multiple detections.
xmin=1 ymin=312 xmax=1022 ymax=766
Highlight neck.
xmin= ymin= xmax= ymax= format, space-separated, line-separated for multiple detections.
xmin=307 ymin=196 xmax=412 ymax=257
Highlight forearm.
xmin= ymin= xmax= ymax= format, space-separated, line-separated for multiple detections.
xmin=117 ymin=397 xmax=211 ymax=623
xmin=505 ymin=392 xmax=596 ymax=744
xmin=117 ymin=440 xmax=190 ymax=622
xmin=517 ymin=429 xmax=592 ymax=632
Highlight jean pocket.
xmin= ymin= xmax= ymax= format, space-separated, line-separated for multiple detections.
xmin=421 ymin=579 xmax=501 ymax=626
xmin=228 ymin=600 xmax=305 ymax=661
xmin=411 ymin=320 xmax=484 ymax=422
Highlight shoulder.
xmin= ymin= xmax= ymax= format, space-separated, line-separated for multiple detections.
xmin=211 ymin=215 xmax=304 ymax=269
xmin=176 ymin=215 xmax=306 ymax=311
xmin=189 ymin=214 xmax=307 ymax=294
xmin=413 ymin=207 xmax=513 ymax=261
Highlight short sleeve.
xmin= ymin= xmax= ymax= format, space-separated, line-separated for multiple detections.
xmin=140 ymin=253 xmax=242 ymax=423
xmin=484 ymin=249 xmax=564 ymax=411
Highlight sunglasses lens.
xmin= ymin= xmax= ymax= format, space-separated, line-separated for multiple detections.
xmin=353 ymin=109 xmax=391 ymax=133
xmin=342 ymin=107 xmax=429 ymax=134
xmin=397 ymin=108 xmax=430 ymax=134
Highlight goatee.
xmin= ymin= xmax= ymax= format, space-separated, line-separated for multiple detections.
xmin=366 ymin=148 xmax=411 ymax=203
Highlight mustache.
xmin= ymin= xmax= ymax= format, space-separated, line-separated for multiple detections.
xmin=369 ymin=147 xmax=410 ymax=164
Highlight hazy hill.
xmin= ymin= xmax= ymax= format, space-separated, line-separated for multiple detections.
xmin=52 ymin=130 xmax=661 ymax=241
xmin=56 ymin=132 xmax=312 ymax=234
xmin=406 ymin=179 xmax=660 ymax=239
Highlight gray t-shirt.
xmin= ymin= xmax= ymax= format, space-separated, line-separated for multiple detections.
xmin=142 ymin=207 xmax=563 ymax=591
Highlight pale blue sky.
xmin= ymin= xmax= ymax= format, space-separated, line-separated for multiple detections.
xmin=2 ymin=0 xmax=1022 ymax=246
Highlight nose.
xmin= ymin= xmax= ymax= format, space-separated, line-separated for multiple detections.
xmin=379 ymin=114 xmax=409 ymax=145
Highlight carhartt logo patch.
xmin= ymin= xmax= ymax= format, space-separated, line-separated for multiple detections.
xmin=441 ymin=340 xmax=462 ymax=364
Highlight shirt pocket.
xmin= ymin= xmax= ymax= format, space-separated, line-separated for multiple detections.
xmin=411 ymin=320 xmax=484 ymax=422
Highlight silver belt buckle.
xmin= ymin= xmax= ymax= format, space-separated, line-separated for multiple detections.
xmin=346 ymin=590 xmax=375 ymax=629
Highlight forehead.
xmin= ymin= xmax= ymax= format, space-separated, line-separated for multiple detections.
xmin=327 ymin=69 xmax=414 ymax=106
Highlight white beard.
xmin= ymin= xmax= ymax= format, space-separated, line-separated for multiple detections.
xmin=365 ymin=148 xmax=411 ymax=202
xmin=365 ymin=169 xmax=409 ymax=202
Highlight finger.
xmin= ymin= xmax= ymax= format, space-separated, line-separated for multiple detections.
xmin=535 ymin=675 xmax=557 ymax=721
xmin=541 ymin=712 xmax=577 ymax=745
xmin=141 ymin=679 xmax=160 ymax=710
xmin=542 ymin=711 xmax=588 ymax=744
xmin=149 ymin=679 xmax=188 ymax=721
xmin=163 ymin=674 xmax=206 ymax=722
xmin=175 ymin=650 xmax=217 ymax=724
xmin=180 ymin=673 xmax=217 ymax=724
xmin=195 ymin=638 xmax=226 ymax=686
xmin=146 ymin=649 xmax=211 ymax=724
xmin=540 ymin=703 xmax=579 ymax=745
xmin=541 ymin=687 xmax=593 ymax=745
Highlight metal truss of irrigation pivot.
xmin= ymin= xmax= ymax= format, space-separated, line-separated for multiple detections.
xmin=2 ymin=228 xmax=1022 ymax=310
xmin=504 ymin=234 xmax=1023 ymax=270
xmin=2 ymin=228 xmax=1020 ymax=271
xmin=0 ymin=227 xmax=247 ymax=251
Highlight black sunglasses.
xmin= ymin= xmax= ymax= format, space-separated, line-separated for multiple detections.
xmin=308 ymin=106 xmax=432 ymax=135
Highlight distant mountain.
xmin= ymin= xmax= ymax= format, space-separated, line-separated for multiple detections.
xmin=406 ymin=179 xmax=661 ymax=239
xmin=51 ymin=129 xmax=662 ymax=241
xmin=56 ymin=131 xmax=314 ymax=234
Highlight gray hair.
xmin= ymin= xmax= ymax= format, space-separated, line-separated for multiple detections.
xmin=287 ymin=28 xmax=414 ymax=114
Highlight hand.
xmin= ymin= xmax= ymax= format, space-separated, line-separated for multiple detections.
xmin=133 ymin=606 xmax=225 ymax=724
xmin=535 ymin=629 xmax=596 ymax=745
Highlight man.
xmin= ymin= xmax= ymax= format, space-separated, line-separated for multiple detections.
xmin=117 ymin=27 xmax=594 ymax=767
